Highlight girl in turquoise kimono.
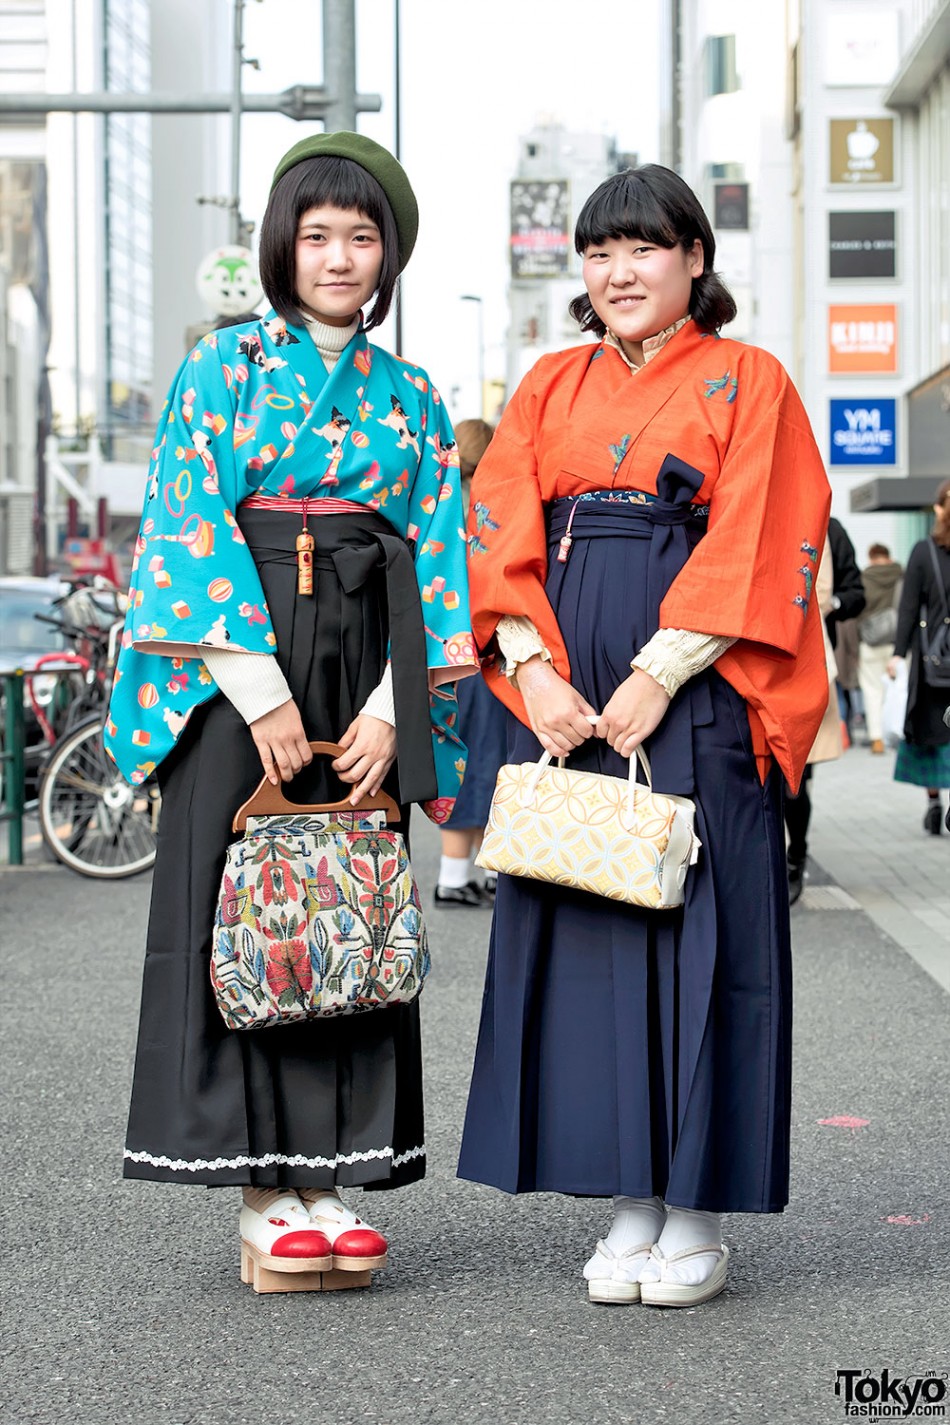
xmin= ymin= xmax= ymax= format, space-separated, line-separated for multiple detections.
xmin=106 ymin=132 xmax=476 ymax=1282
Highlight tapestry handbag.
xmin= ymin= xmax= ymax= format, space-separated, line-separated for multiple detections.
xmin=476 ymin=747 xmax=701 ymax=910
xmin=920 ymin=541 xmax=950 ymax=689
xmin=211 ymin=742 xmax=429 ymax=1030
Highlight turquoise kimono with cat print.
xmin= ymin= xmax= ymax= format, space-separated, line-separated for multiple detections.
xmin=105 ymin=312 xmax=476 ymax=823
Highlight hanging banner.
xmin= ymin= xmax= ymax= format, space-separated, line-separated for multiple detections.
xmin=510 ymin=180 xmax=570 ymax=279
xmin=828 ymin=304 xmax=898 ymax=373
xmin=829 ymin=398 xmax=896 ymax=465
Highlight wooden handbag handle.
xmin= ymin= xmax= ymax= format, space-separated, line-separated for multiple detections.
xmin=232 ymin=740 xmax=401 ymax=831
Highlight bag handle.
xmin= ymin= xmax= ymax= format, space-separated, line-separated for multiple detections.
xmin=231 ymin=740 xmax=401 ymax=832
xmin=528 ymin=745 xmax=654 ymax=814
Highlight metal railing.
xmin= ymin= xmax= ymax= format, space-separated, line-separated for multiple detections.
xmin=0 ymin=664 xmax=89 ymax=866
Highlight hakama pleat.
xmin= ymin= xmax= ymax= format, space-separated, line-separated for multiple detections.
xmin=458 ymin=485 xmax=792 ymax=1212
xmin=123 ymin=509 xmax=426 ymax=1189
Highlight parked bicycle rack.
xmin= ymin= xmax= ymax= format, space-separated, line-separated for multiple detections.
xmin=0 ymin=670 xmax=26 ymax=864
xmin=1 ymin=665 xmax=93 ymax=866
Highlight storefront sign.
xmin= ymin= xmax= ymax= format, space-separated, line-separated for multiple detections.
xmin=829 ymin=119 xmax=895 ymax=185
xmin=714 ymin=183 xmax=749 ymax=231
xmin=830 ymin=398 xmax=896 ymax=465
xmin=828 ymin=304 xmax=898 ymax=373
xmin=828 ymin=210 xmax=896 ymax=279
xmin=510 ymin=180 xmax=570 ymax=279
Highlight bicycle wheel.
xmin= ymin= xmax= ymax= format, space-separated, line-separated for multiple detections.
xmin=38 ymin=719 xmax=161 ymax=878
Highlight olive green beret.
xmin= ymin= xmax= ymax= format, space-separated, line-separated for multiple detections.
xmin=270 ymin=130 xmax=419 ymax=272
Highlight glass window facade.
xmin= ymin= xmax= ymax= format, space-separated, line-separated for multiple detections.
xmin=103 ymin=0 xmax=153 ymax=458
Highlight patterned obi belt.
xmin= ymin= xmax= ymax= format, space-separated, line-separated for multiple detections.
xmin=241 ymin=493 xmax=368 ymax=517
xmin=547 ymin=486 xmax=710 ymax=564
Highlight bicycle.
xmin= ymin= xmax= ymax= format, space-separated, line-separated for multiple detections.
xmin=31 ymin=583 xmax=162 ymax=879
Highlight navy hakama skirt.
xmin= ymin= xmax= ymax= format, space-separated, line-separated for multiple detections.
xmin=457 ymin=473 xmax=792 ymax=1213
xmin=123 ymin=508 xmax=431 ymax=1190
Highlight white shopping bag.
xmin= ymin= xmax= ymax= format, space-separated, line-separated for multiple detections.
xmin=881 ymin=662 xmax=908 ymax=748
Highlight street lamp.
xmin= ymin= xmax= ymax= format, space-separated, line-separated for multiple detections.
xmin=460 ymin=295 xmax=484 ymax=421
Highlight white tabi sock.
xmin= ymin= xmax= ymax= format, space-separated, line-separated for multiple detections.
xmin=438 ymin=854 xmax=472 ymax=889
xmin=583 ymin=1195 xmax=666 ymax=1281
xmin=638 ymin=1206 xmax=723 ymax=1286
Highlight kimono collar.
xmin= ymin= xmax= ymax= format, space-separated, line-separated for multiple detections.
xmin=604 ymin=315 xmax=692 ymax=372
xmin=257 ymin=307 xmax=370 ymax=407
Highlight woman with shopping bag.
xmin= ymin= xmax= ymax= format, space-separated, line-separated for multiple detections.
xmin=458 ymin=165 xmax=831 ymax=1308
xmin=105 ymin=132 xmax=476 ymax=1284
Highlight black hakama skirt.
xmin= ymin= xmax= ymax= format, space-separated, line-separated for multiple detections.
xmin=123 ymin=507 xmax=432 ymax=1189
xmin=457 ymin=474 xmax=793 ymax=1213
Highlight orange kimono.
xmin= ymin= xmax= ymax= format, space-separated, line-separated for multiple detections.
xmin=468 ymin=320 xmax=831 ymax=792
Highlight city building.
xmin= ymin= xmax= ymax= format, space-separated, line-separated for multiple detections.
xmin=0 ymin=0 xmax=231 ymax=572
xmin=505 ymin=122 xmax=637 ymax=400
xmin=670 ymin=0 xmax=947 ymax=560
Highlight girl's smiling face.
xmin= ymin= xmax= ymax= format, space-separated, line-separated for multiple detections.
xmin=582 ymin=235 xmax=704 ymax=364
xmin=294 ymin=205 xmax=384 ymax=327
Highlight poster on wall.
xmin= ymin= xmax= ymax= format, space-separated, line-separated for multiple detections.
xmin=828 ymin=304 xmax=898 ymax=373
xmin=509 ymin=180 xmax=570 ymax=279
xmin=828 ymin=211 xmax=896 ymax=278
xmin=829 ymin=398 xmax=896 ymax=465
xmin=828 ymin=119 xmax=895 ymax=186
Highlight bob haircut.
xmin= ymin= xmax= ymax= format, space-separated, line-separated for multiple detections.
xmin=568 ymin=164 xmax=737 ymax=337
xmin=258 ymin=155 xmax=400 ymax=331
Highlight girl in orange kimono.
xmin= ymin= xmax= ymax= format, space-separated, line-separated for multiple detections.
xmin=457 ymin=165 xmax=831 ymax=1308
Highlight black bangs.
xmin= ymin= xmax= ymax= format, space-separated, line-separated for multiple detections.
xmin=569 ymin=163 xmax=737 ymax=337
xmin=574 ymin=168 xmax=682 ymax=254
xmin=258 ymin=155 xmax=400 ymax=330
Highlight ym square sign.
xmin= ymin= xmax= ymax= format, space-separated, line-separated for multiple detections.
xmin=830 ymin=399 xmax=896 ymax=466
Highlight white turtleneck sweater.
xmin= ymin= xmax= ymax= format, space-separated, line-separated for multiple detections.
xmin=201 ymin=315 xmax=396 ymax=726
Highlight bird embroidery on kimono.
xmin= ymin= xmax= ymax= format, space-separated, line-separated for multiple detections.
xmin=378 ymin=395 xmax=421 ymax=457
xmin=800 ymin=539 xmax=819 ymax=562
xmin=704 ymin=371 xmax=738 ymax=403
xmin=609 ymin=434 xmax=631 ymax=474
xmin=796 ymin=564 xmax=814 ymax=601
xmin=468 ymin=501 xmax=500 ymax=557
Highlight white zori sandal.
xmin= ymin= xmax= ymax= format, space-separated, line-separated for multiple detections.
xmin=583 ymin=1239 xmax=656 ymax=1304
xmin=638 ymin=1242 xmax=730 ymax=1308
xmin=239 ymin=1192 xmax=333 ymax=1276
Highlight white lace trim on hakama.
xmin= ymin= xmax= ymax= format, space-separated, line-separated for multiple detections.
xmin=123 ymin=1143 xmax=426 ymax=1173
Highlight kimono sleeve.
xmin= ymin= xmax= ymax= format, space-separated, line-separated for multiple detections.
xmin=661 ymin=351 xmax=831 ymax=655
xmin=406 ymin=383 xmax=478 ymax=680
xmin=125 ymin=345 xmax=276 ymax=660
xmin=466 ymin=362 xmax=570 ymax=727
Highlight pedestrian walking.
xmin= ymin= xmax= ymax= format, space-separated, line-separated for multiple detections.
xmin=105 ymin=131 xmax=476 ymax=1285
xmin=435 ymin=418 xmax=508 ymax=907
xmin=784 ymin=516 xmax=864 ymax=904
xmin=857 ymin=543 xmax=902 ymax=754
xmin=889 ymin=479 xmax=950 ymax=834
xmin=457 ymin=164 xmax=831 ymax=1308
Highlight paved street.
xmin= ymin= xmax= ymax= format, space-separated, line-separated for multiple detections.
xmin=3 ymin=741 xmax=949 ymax=1425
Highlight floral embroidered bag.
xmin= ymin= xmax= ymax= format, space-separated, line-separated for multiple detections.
xmin=211 ymin=744 xmax=429 ymax=1030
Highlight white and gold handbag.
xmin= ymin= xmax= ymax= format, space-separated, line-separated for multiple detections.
xmin=475 ymin=747 xmax=701 ymax=910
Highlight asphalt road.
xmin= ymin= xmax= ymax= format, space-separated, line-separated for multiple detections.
xmin=3 ymin=817 xmax=949 ymax=1425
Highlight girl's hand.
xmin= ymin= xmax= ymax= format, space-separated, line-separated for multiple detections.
xmin=886 ymin=655 xmax=904 ymax=680
xmin=517 ymin=656 xmax=598 ymax=757
xmin=596 ymin=669 xmax=671 ymax=757
xmin=249 ymin=699 xmax=314 ymax=785
xmin=333 ymin=715 xmax=397 ymax=804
